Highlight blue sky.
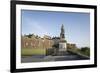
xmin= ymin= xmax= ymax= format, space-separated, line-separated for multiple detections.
xmin=21 ymin=10 xmax=90 ymax=48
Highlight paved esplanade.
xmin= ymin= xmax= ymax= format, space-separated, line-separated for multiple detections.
xmin=21 ymin=51 xmax=89 ymax=63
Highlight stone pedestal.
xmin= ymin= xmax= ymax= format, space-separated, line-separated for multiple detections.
xmin=59 ymin=42 xmax=67 ymax=52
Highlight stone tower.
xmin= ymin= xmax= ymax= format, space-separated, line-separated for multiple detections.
xmin=60 ymin=24 xmax=65 ymax=40
xmin=59 ymin=24 xmax=67 ymax=52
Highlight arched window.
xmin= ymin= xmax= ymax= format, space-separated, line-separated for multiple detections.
xmin=26 ymin=42 xmax=28 ymax=46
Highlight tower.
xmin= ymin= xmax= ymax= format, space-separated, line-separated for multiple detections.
xmin=59 ymin=24 xmax=67 ymax=52
xmin=60 ymin=24 xmax=65 ymax=40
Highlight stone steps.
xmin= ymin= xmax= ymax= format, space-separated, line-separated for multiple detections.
xmin=56 ymin=51 xmax=68 ymax=56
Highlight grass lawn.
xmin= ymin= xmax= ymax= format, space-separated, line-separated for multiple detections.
xmin=21 ymin=48 xmax=46 ymax=56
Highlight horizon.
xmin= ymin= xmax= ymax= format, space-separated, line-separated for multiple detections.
xmin=21 ymin=10 xmax=90 ymax=48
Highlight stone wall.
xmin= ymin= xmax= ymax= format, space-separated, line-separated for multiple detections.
xmin=21 ymin=36 xmax=54 ymax=49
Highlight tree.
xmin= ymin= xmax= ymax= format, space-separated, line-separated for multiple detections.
xmin=81 ymin=47 xmax=90 ymax=52
xmin=25 ymin=34 xmax=33 ymax=38
xmin=52 ymin=44 xmax=59 ymax=48
xmin=81 ymin=47 xmax=90 ymax=56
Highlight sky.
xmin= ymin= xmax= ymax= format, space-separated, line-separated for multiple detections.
xmin=21 ymin=10 xmax=90 ymax=48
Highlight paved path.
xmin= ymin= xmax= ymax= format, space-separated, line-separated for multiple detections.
xmin=21 ymin=52 xmax=89 ymax=63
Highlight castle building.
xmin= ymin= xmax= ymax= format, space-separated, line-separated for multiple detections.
xmin=59 ymin=24 xmax=67 ymax=52
xmin=21 ymin=24 xmax=77 ymax=55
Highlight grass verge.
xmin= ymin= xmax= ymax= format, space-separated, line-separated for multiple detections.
xmin=21 ymin=48 xmax=46 ymax=56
